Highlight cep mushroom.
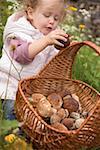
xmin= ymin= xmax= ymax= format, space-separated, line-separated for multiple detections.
xmin=47 ymin=93 xmax=63 ymax=109
xmin=51 ymin=122 xmax=68 ymax=132
xmin=74 ymin=118 xmax=85 ymax=129
xmin=50 ymin=114 xmax=61 ymax=124
xmin=31 ymin=93 xmax=46 ymax=107
xmin=57 ymin=108 xmax=66 ymax=120
xmin=63 ymin=97 xmax=79 ymax=113
xmin=61 ymin=118 xmax=75 ymax=129
xmin=37 ymin=97 xmax=53 ymax=118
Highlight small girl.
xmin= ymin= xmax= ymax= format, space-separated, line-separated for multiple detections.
xmin=0 ymin=0 xmax=68 ymax=120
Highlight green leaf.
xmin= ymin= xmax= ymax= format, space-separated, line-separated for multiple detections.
xmin=0 ymin=119 xmax=18 ymax=135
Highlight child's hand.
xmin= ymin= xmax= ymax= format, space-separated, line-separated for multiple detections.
xmin=45 ymin=29 xmax=69 ymax=47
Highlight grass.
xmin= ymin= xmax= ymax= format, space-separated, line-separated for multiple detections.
xmin=72 ymin=46 xmax=100 ymax=92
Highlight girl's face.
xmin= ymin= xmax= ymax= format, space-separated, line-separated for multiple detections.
xmin=27 ymin=0 xmax=64 ymax=35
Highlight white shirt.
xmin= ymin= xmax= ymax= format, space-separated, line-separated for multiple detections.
xmin=0 ymin=13 xmax=59 ymax=100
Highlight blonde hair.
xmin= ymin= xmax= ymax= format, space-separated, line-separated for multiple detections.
xmin=17 ymin=0 xmax=67 ymax=21
xmin=17 ymin=0 xmax=67 ymax=9
xmin=16 ymin=0 xmax=39 ymax=10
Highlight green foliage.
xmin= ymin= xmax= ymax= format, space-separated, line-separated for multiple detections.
xmin=61 ymin=13 xmax=100 ymax=45
xmin=0 ymin=100 xmax=18 ymax=136
xmin=61 ymin=15 xmax=87 ymax=41
xmin=61 ymin=13 xmax=100 ymax=92
xmin=0 ymin=119 xmax=18 ymax=136
xmin=72 ymin=47 xmax=100 ymax=92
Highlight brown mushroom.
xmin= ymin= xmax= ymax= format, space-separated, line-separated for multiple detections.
xmin=72 ymin=94 xmax=82 ymax=112
xmin=54 ymin=35 xmax=70 ymax=50
xmin=37 ymin=97 xmax=52 ymax=118
xmin=63 ymin=97 xmax=79 ymax=113
xmin=65 ymin=109 xmax=69 ymax=118
xmin=47 ymin=93 xmax=63 ymax=109
xmin=72 ymin=94 xmax=79 ymax=102
xmin=51 ymin=122 xmax=68 ymax=132
xmin=61 ymin=118 xmax=75 ymax=129
xmin=59 ymin=89 xmax=71 ymax=98
xmin=31 ymin=93 xmax=46 ymax=107
xmin=50 ymin=114 xmax=61 ymax=124
xmin=57 ymin=108 xmax=66 ymax=120
xmin=51 ymin=107 xmax=57 ymax=115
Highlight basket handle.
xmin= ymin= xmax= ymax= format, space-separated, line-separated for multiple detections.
xmin=38 ymin=41 xmax=100 ymax=79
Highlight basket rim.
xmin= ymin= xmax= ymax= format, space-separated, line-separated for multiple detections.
xmin=16 ymin=76 xmax=100 ymax=135
xmin=18 ymin=76 xmax=100 ymax=96
xmin=38 ymin=41 xmax=100 ymax=78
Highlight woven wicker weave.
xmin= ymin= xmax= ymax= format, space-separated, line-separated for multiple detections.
xmin=15 ymin=41 xmax=100 ymax=150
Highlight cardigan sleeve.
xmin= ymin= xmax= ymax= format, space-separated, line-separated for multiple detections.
xmin=8 ymin=38 xmax=33 ymax=64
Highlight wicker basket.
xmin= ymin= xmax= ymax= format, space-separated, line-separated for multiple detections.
xmin=15 ymin=41 xmax=100 ymax=150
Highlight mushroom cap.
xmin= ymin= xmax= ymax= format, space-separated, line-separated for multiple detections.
xmin=63 ymin=97 xmax=79 ymax=113
xmin=61 ymin=118 xmax=75 ymax=129
xmin=72 ymin=94 xmax=79 ymax=102
xmin=70 ymin=112 xmax=80 ymax=120
xmin=37 ymin=98 xmax=52 ymax=118
xmin=64 ymin=109 xmax=69 ymax=118
xmin=74 ymin=118 xmax=85 ymax=129
xmin=72 ymin=94 xmax=82 ymax=112
xmin=32 ymin=93 xmax=46 ymax=107
xmin=57 ymin=108 xmax=66 ymax=120
xmin=51 ymin=122 xmax=68 ymax=132
xmin=51 ymin=107 xmax=57 ymax=114
xmin=47 ymin=93 xmax=63 ymax=109
xmin=50 ymin=114 xmax=61 ymax=124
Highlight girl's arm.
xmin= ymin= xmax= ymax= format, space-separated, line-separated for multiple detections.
xmin=8 ymin=29 xmax=68 ymax=64
xmin=28 ymin=29 xmax=68 ymax=59
xmin=9 ymin=38 xmax=33 ymax=64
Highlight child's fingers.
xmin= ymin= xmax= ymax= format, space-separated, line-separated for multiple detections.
xmin=54 ymin=40 xmax=64 ymax=47
xmin=54 ymin=35 xmax=71 ymax=48
xmin=54 ymin=35 xmax=68 ymax=42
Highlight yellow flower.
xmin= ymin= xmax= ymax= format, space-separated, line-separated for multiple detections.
xmin=79 ymin=24 xmax=86 ymax=30
xmin=68 ymin=6 xmax=78 ymax=11
xmin=5 ymin=134 xmax=16 ymax=143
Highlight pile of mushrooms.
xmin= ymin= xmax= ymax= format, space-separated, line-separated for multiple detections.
xmin=28 ymin=90 xmax=88 ymax=132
